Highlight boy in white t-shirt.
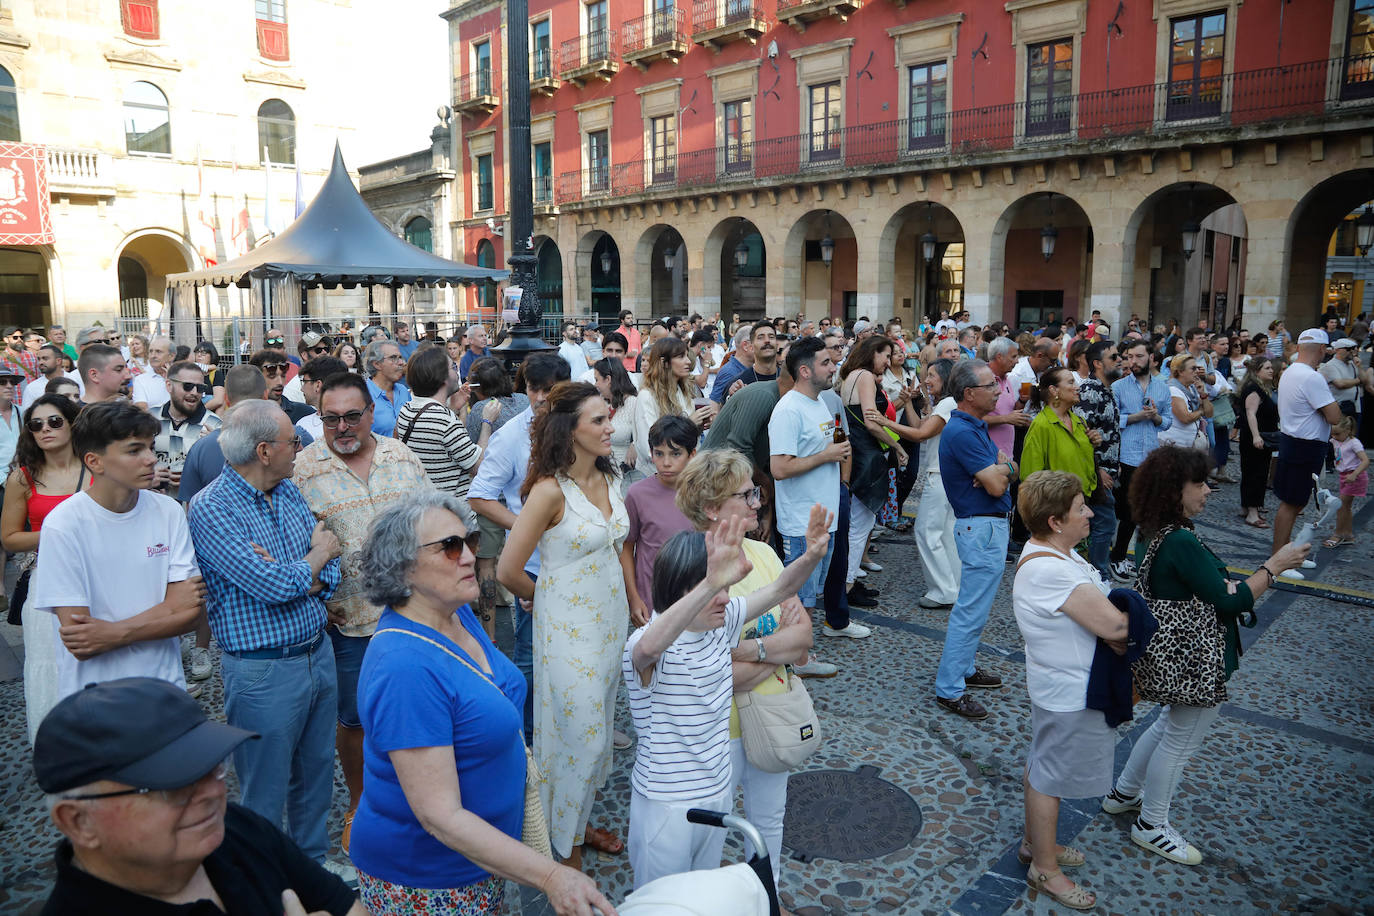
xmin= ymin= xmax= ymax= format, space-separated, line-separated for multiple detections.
xmin=33 ymin=401 xmax=206 ymax=706
xmin=623 ymin=505 xmax=830 ymax=889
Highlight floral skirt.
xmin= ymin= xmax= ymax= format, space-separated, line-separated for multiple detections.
xmin=878 ymin=468 xmax=901 ymax=527
xmin=358 ymin=872 xmax=504 ymax=916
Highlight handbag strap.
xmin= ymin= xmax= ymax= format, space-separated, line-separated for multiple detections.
xmin=1135 ymin=525 xmax=1181 ymax=600
xmin=1015 ymin=550 xmax=1065 ymax=573
xmin=374 ymin=626 xmax=497 ymax=685
xmin=398 ymin=401 xmax=441 ymax=445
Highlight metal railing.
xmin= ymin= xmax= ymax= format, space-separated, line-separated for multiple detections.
xmin=454 ymin=68 xmax=499 ymax=105
xmin=623 ymin=8 xmax=687 ymax=55
xmin=534 ymin=174 xmax=554 ymax=204
xmin=560 ymin=30 xmax=618 ymax=78
xmin=532 ymin=47 xmax=555 ymax=81
xmin=551 ymin=55 xmax=1374 ymax=207
xmin=691 ymin=0 xmax=766 ymax=33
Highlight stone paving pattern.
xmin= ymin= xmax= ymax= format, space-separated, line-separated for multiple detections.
xmin=1 ymin=454 xmax=1372 ymax=915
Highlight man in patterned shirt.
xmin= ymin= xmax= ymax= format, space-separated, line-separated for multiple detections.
xmin=1072 ymin=339 xmax=1122 ymax=581
xmin=291 ymin=372 xmax=428 ymax=849
xmin=187 ymin=400 xmax=343 ymax=866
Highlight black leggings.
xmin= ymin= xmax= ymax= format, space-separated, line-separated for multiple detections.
xmin=1238 ymin=440 xmax=1272 ymax=510
xmin=1110 ymin=464 xmax=1137 ymax=564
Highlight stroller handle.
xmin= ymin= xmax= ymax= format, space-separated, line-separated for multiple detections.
xmin=686 ymin=810 xmax=767 ymax=866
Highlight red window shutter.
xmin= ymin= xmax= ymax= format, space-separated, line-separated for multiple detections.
xmin=121 ymin=0 xmax=160 ymax=40
xmin=257 ymin=20 xmax=290 ymax=61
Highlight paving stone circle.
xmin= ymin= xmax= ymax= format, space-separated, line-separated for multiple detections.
xmin=782 ymin=764 xmax=922 ymax=863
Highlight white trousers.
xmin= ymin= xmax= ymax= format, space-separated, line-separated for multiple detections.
xmin=847 ymin=495 xmax=877 ymax=584
xmin=913 ymin=472 xmax=960 ymax=604
xmin=729 ymin=737 xmax=787 ymax=887
xmin=629 ymin=785 xmax=732 ymax=890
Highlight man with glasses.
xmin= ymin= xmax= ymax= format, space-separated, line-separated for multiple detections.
xmin=2 ymin=324 xmax=38 ymax=383
xmin=152 ymin=362 xmax=221 ymax=504
xmin=131 ymin=336 xmax=174 ymax=411
xmin=177 ymin=365 xmax=268 ymax=506
xmin=188 ymin=400 xmax=345 ymax=872
xmin=933 ymin=360 xmax=1016 ymax=721
xmin=285 ymin=332 xmax=332 ymax=404
xmin=23 ymin=343 xmax=76 ymax=407
xmin=292 ymin=373 xmax=427 ymax=849
xmin=0 ymin=370 xmax=20 ymax=480
xmin=360 ymin=338 xmax=411 ymax=437
xmin=49 ymin=324 xmax=78 ymax=362
xmin=264 ymin=327 xmax=302 ymax=372
xmin=77 ymin=344 xmax=131 ymax=404
xmin=295 ymin=355 xmax=348 ymax=444
xmin=75 ymin=326 xmax=111 ymax=352
xmin=35 ymin=677 xmax=367 ymax=915
xmin=250 ymin=349 xmax=316 ymax=425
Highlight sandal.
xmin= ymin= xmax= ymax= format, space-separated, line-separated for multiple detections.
xmin=1027 ymin=864 xmax=1096 ymax=910
xmin=1244 ymin=518 xmax=1270 ymax=529
xmin=1017 ymin=843 xmax=1085 ymax=867
xmin=582 ymin=826 xmax=625 ymax=855
xmin=1323 ymin=536 xmax=1354 ymax=548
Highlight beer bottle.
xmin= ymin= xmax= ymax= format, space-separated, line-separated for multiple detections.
xmin=833 ymin=413 xmax=846 ymax=444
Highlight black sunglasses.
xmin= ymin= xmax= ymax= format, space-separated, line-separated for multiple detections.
xmin=420 ymin=531 xmax=481 ymax=561
xmin=175 ymin=380 xmax=212 ymax=394
xmin=320 ymin=409 xmax=368 ymax=429
xmin=310 ymin=345 xmax=330 ymax=355
xmin=26 ymin=415 xmax=66 ymax=432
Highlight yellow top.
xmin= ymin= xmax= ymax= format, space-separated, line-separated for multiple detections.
xmin=728 ymin=538 xmax=791 ymax=740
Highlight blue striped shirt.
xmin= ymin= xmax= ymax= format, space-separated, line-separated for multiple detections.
xmin=1112 ymin=373 xmax=1175 ymax=468
xmin=188 ymin=466 xmax=339 ymax=652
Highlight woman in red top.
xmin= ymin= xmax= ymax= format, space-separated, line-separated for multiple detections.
xmin=2 ymin=393 xmax=86 ymax=744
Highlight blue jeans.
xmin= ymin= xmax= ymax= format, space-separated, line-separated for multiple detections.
xmin=1088 ymin=486 xmax=1117 ymax=581
xmin=782 ymin=532 xmax=834 ymax=610
xmin=935 ymin=516 xmax=1009 ymax=700
xmin=221 ymin=634 xmax=337 ymax=862
xmin=328 ymin=628 xmax=370 ymax=728
xmin=514 ymin=573 xmax=536 ymax=743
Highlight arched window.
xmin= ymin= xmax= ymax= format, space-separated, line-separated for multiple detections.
xmin=258 ymin=99 xmax=295 ymax=165
xmin=124 ymin=81 xmax=170 ymax=156
xmin=0 ymin=66 xmax=18 ymax=142
xmin=476 ymin=239 xmax=496 ymax=312
xmin=404 ymin=216 xmax=433 ymax=253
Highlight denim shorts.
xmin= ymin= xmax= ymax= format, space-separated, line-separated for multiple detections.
xmin=329 ymin=628 xmax=371 ymax=728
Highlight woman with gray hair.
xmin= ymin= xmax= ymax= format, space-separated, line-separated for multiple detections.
xmin=349 ymin=490 xmax=615 ymax=916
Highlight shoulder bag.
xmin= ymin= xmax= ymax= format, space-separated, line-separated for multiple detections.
xmin=1129 ymin=526 xmax=1228 ymax=708
xmin=734 ymin=667 xmax=823 ymax=774
xmin=397 ymin=401 xmax=442 ymax=446
xmin=374 ymin=626 xmax=551 ymax=858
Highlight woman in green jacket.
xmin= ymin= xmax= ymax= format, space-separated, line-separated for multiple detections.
xmin=1100 ymin=445 xmax=1307 ymax=867
xmin=1020 ymin=367 xmax=1100 ymax=500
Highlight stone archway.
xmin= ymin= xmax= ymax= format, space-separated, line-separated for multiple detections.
xmin=878 ymin=202 xmax=967 ymax=325
xmin=989 ymin=192 xmax=1093 ymax=330
xmin=633 ymin=224 xmax=688 ymax=317
xmin=704 ymin=217 xmax=766 ymax=323
xmin=115 ymin=229 xmax=196 ymax=339
xmin=575 ymin=229 xmax=621 ymax=321
xmin=1282 ymin=169 xmax=1374 ymax=328
xmin=783 ymin=210 xmax=857 ymax=322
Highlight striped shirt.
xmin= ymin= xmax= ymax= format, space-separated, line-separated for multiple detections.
xmin=187 ymin=467 xmax=339 ymax=653
xmin=395 ymin=396 xmax=481 ymax=497
xmin=623 ymin=596 xmax=746 ymax=801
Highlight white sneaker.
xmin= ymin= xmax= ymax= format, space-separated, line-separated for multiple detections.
xmin=854 ymin=567 xmax=868 ymax=579
xmin=186 ymin=647 xmax=212 ymax=681
xmin=1300 ymin=559 xmax=1316 ymax=569
xmin=792 ymin=658 xmax=838 ymax=678
xmin=1278 ymin=569 xmax=1305 ymax=580
xmin=1100 ymin=787 xmax=1142 ymax=814
xmin=185 ymin=681 xmax=204 ymax=699
xmin=323 ymin=859 xmax=358 ymax=885
xmin=823 ymin=622 xmax=872 ymax=639
xmin=861 ymin=560 xmax=883 ymax=573
xmin=1131 ymin=819 xmax=1203 ymax=865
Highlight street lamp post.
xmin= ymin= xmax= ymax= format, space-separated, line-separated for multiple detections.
xmin=493 ymin=0 xmax=551 ymax=368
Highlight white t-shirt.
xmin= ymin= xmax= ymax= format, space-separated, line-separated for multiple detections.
xmin=768 ymin=389 xmax=841 ymax=536
xmin=131 ymin=371 xmax=170 ymax=410
xmin=22 ymin=371 xmax=82 ymax=407
xmin=624 ymin=596 xmax=745 ymax=801
xmin=1278 ymin=361 xmax=1336 ymax=442
xmin=283 ymin=374 xmax=304 ymax=404
xmin=1158 ymin=386 xmax=1201 ymax=447
xmin=1012 ymin=543 xmax=1108 ymax=711
xmin=33 ymin=490 xmax=199 ymax=700
xmin=921 ymin=396 xmax=958 ymax=475
xmin=558 ymin=340 xmax=587 ymax=378
xmin=578 ymin=367 xmax=641 ymax=389
xmin=1007 ymin=356 xmax=1038 ymax=392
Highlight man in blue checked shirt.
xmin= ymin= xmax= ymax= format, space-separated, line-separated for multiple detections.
xmin=1109 ymin=338 xmax=1172 ymax=582
xmin=187 ymin=400 xmax=343 ymax=866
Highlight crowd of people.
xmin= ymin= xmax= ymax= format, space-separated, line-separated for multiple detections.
xmin=13 ymin=303 xmax=1367 ymax=914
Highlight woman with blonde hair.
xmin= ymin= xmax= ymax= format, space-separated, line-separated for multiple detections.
xmin=673 ymin=447 xmax=816 ymax=895
xmin=126 ymin=334 xmax=150 ymax=376
xmin=1158 ymin=354 xmax=1212 ymax=452
xmin=634 ymin=336 xmax=712 ymax=468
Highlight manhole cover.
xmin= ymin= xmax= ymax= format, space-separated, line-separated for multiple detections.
xmin=782 ymin=765 xmax=921 ymax=862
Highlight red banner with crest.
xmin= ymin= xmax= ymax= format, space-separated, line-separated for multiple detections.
xmin=0 ymin=142 xmax=52 ymax=246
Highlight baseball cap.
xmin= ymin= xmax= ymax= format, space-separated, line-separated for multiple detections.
xmin=1297 ymin=328 xmax=1329 ymax=345
xmin=299 ymin=331 xmax=326 ymax=348
xmin=34 ymin=677 xmax=257 ymax=794
xmin=0 ymin=369 xmax=24 ymax=382
xmin=853 ymin=319 xmax=871 ymax=335
xmin=1332 ymin=337 xmax=1357 ymax=349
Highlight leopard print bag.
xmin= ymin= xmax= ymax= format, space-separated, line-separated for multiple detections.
xmin=1130 ymin=525 xmax=1228 ymax=708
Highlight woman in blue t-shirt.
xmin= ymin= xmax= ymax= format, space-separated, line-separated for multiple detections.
xmin=349 ymin=490 xmax=614 ymax=916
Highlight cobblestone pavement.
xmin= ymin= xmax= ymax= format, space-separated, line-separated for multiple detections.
xmin=2 ymin=453 xmax=1372 ymax=915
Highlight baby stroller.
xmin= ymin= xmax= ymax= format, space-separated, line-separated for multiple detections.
xmin=616 ymin=810 xmax=781 ymax=916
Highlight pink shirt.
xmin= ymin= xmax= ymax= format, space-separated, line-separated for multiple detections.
xmin=618 ymin=324 xmax=643 ymax=373
xmin=625 ymin=474 xmax=693 ymax=609
xmin=1336 ymin=437 xmax=1367 ymax=473
xmin=987 ymin=372 xmax=1018 ymax=456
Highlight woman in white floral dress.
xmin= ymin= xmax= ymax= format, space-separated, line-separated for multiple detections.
xmin=498 ymin=381 xmax=629 ymax=869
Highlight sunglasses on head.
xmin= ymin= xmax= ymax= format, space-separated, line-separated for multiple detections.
xmin=26 ymin=415 xmax=66 ymax=432
xmin=175 ymin=380 xmax=212 ymax=394
xmin=421 ymin=531 xmax=481 ymax=561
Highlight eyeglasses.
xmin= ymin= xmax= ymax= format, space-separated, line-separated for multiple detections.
xmin=420 ymin=531 xmax=481 ymax=561
xmin=381 ymin=354 xmax=405 ymax=363
xmin=320 ymin=409 xmax=368 ymax=429
xmin=62 ymin=760 xmax=229 ymax=808
xmin=729 ymin=485 xmax=762 ymax=508
xmin=175 ymin=381 xmax=212 ymax=394
xmin=310 ymin=346 xmax=330 ymax=355
xmin=260 ymin=365 xmax=288 ymax=377
xmin=266 ymin=337 xmax=285 ymax=346
xmin=26 ymin=415 xmax=66 ymax=432
xmin=268 ymin=436 xmax=303 ymax=450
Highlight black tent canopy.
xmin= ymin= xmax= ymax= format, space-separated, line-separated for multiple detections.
xmin=167 ymin=143 xmax=508 ymax=290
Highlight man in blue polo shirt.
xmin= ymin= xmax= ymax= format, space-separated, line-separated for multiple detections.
xmin=936 ymin=359 xmax=1017 ymax=721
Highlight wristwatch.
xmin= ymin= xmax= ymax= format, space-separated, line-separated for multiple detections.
xmin=755 ymin=637 xmax=767 ymax=662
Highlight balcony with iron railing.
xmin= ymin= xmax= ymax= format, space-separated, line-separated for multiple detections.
xmin=453 ymin=68 xmax=500 ymax=115
xmin=622 ymin=9 xmax=689 ymax=71
xmin=691 ymin=0 xmax=769 ymax=51
xmin=534 ymin=174 xmax=557 ymax=213
xmin=776 ymin=0 xmax=859 ymax=32
xmin=531 ymin=47 xmax=561 ymax=95
xmin=550 ymin=55 xmax=1374 ymax=207
xmin=560 ymin=30 xmax=619 ymax=86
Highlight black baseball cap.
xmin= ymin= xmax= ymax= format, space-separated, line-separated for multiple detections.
xmin=34 ymin=677 xmax=258 ymax=794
